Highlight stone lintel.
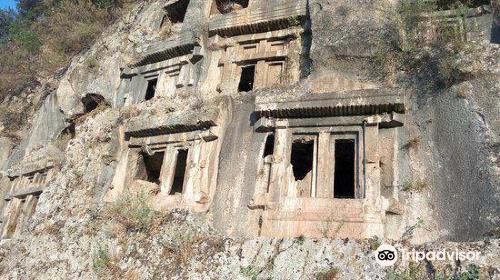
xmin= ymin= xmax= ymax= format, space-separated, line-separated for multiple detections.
xmin=120 ymin=67 xmax=137 ymax=78
xmin=233 ymin=51 xmax=288 ymax=65
xmin=132 ymin=32 xmax=199 ymax=68
xmin=255 ymin=89 xmax=405 ymax=119
xmin=208 ymin=0 xmax=308 ymax=37
xmin=209 ymin=28 xmax=300 ymax=50
xmin=255 ymin=114 xmax=404 ymax=132
xmin=129 ymin=127 xmax=219 ymax=147
xmin=163 ymin=0 xmax=184 ymax=9
xmin=4 ymin=186 xmax=43 ymax=201
xmin=125 ymin=109 xmax=219 ymax=139
xmin=379 ymin=112 xmax=405 ymax=128
xmin=7 ymin=161 xmax=54 ymax=178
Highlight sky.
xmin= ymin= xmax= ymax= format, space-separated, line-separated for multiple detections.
xmin=0 ymin=0 xmax=17 ymax=10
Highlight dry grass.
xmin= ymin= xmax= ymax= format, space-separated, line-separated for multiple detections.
xmin=315 ymin=267 xmax=340 ymax=280
xmin=52 ymin=130 xmax=73 ymax=151
xmin=162 ymin=225 xmax=204 ymax=267
xmin=405 ymin=136 xmax=422 ymax=149
xmin=0 ymin=105 xmax=29 ymax=132
xmin=403 ymin=180 xmax=430 ymax=192
xmin=107 ymin=189 xmax=155 ymax=233
xmin=317 ymin=211 xmax=346 ymax=239
xmin=373 ymin=0 xmax=479 ymax=88
xmin=33 ymin=220 xmax=64 ymax=237
xmin=75 ymin=102 xmax=109 ymax=124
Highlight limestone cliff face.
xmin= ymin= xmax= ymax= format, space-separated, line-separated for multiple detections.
xmin=0 ymin=0 xmax=499 ymax=279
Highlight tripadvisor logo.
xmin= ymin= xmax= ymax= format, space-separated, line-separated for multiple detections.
xmin=375 ymin=244 xmax=398 ymax=266
xmin=374 ymin=244 xmax=481 ymax=267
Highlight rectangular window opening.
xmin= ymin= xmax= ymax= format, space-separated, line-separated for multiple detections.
xmin=263 ymin=134 xmax=275 ymax=158
xmin=165 ymin=0 xmax=190 ymax=24
xmin=238 ymin=65 xmax=255 ymax=92
xmin=142 ymin=152 xmax=164 ymax=184
xmin=145 ymin=78 xmax=158 ymax=101
xmin=334 ymin=139 xmax=356 ymax=199
xmin=170 ymin=149 xmax=188 ymax=195
xmin=291 ymin=139 xmax=314 ymax=181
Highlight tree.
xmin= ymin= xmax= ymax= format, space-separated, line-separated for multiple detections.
xmin=0 ymin=8 xmax=17 ymax=42
xmin=16 ymin=0 xmax=43 ymax=21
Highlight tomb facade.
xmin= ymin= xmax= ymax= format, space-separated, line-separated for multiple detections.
xmin=106 ymin=98 xmax=230 ymax=212
xmin=248 ymin=90 xmax=405 ymax=238
xmin=0 ymin=161 xmax=55 ymax=239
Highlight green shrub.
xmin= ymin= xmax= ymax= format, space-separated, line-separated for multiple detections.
xmin=295 ymin=234 xmax=306 ymax=245
xmin=73 ymin=168 xmax=85 ymax=178
xmin=240 ymin=265 xmax=260 ymax=280
xmin=87 ymin=57 xmax=100 ymax=70
xmin=456 ymin=265 xmax=481 ymax=280
xmin=402 ymin=218 xmax=425 ymax=239
xmin=370 ymin=236 xmax=382 ymax=251
xmin=92 ymin=244 xmax=110 ymax=272
xmin=286 ymin=16 xmax=301 ymax=26
xmin=387 ymin=263 xmax=481 ymax=280
xmin=108 ymin=189 xmax=155 ymax=233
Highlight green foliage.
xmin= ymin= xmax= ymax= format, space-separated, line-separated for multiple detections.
xmin=277 ymin=72 xmax=286 ymax=83
xmin=73 ymin=168 xmax=84 ymax=177
xmin=0 ymin=0 xmax=132 ymax=101
xmin=456 ymin=265 xmax=481 ymax=280
xmin=240 ymin=265 xmax=260 ymax=280
xmin=402 ymin=217 xmax=425 ymax=239
xmin=287 ymin=16 xmax=301 ymax=26
xmin=387 ymin=266 xmax=419 ymax=280
xmin=295 ymin=234 xmax=306 ymax=245
xmin=40 ymin=0 xmax=111 ymax=54
xmin=15 ymin=25 xmax=41 ymax=54
xmin=92 ymin=244 xmax=110 ymax=272
xmin=108 ymin=189 xmax=155 ymax=233
xmin=318 ymin=214 xmax=346 ymax=239
xmin=0 ymin=9 xmax=17 ymax=41
xmin=0 ymin=10 xmax=41 ymax=54
xmin=16 ymin=0 xmax=43 ymax=21
xmin=87 ymin=57 xmax=100 ymax=70
xmin=436 ymin=0 xmax=483 ymax=10
xmin=370 ymin=236 xmax=382 ymax=251
xmin=387 ymin=264 xmax=481 ymax=280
